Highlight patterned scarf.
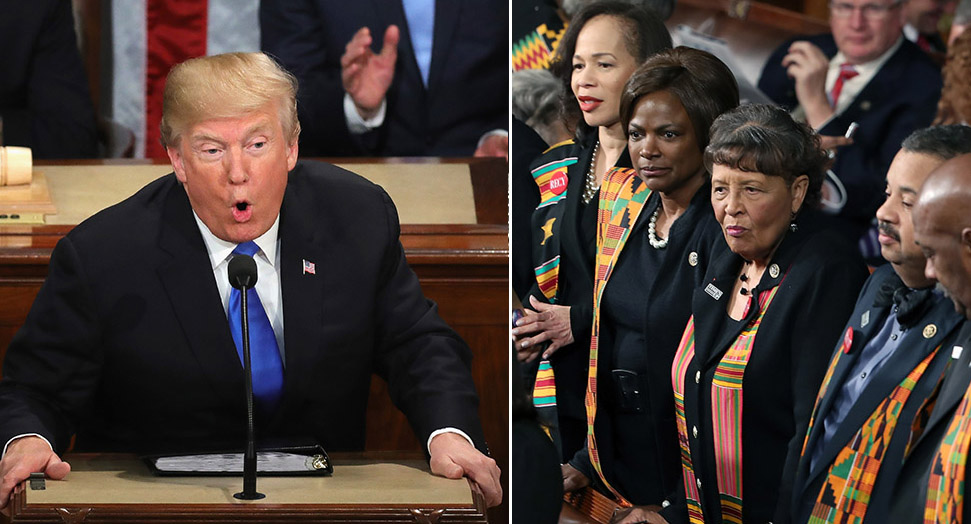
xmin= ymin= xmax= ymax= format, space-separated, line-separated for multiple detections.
xmin=672 ymin=285 xmax=781 ymax=524
xmin=585 ymin=166 xmax=650 ymax=505
xmin=808 ymin=346 xmax=941 ymax=523
xmin=531 ymin=148 xmax=578 ymax=302
xmin=924 ymin=382 xmax=971 ymax=523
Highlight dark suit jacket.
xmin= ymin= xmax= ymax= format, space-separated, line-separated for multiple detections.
xmin=891 ymin=321 xmax=971 ymax=523
xmin=790 ymin=265 xmax=963 ymax=524
xmin=0 ymin=0 xmax=97 ymax=159
xmin=662 ymin=215 xmax=868 ymax=524
xmin=0 ymin=160 xmax=485 ymax=455
xmin=758 ymin=35 xmax=941 ymax=242
xmin=574 ymin=180 xmax=725 ymax=506
xmin=260 ymin=0 xmax=507 ymax=157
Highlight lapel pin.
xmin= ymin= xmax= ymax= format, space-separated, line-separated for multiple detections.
xmin=688 ymin=252 xmax=699 ymax=267
xmin=302 ymin=259 xmax=316 ymax=275
xmin=923 ymin=324 xmax=937 ymax=339
xmin=842 ymin=327 xmax=854 ymax=354
xmin=705 ymin=283 xmax=723 ymax=301
xmin=952 ymin=345 xmax=964 ymax=360
xmin=861 ymin=310 xmax=870 ymax=328
xmin=769 ymin=264 xmax=780 ymax=279
xmin=861 ymin=100 xmax=872 ymax=111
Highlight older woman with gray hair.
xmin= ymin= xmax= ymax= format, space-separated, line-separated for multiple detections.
xmin=662 ymin=104 xmax=867 ymax=524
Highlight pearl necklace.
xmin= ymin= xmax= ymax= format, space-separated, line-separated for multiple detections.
xmin=647 ymin=206 xmax=669 ymax=249
xmin=581 ymin=140 xmax=600 ymax=204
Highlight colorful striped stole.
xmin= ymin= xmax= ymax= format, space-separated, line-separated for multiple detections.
xmin=533 ymin=359 xmax=557 ymax=409
xmin=672 ymin=285 xmax=781 ymax=524
xmin=531 ymin=149 xmax=578 ymax=302
xmin=809 ymin=345 xmax=942 ymax=523
xmin=924 ymin=380 xmax=971 ymax=523
xmin=585 ymin=167 xmax=650 ymax=505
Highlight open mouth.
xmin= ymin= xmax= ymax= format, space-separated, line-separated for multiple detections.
xmin=232 ymin=201 xmax=252 ymax=222
xmin=577 ymin=96 xmax=603 ymax=112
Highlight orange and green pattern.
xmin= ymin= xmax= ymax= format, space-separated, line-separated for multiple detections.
xmin=924 ymin=382 xmax=971 ymax=523
xmin=585 ymin=167 xmax=650 ymax=505
xmin=672 ymin=285 xmax=781 ymax=524
xmin=809 ymin=346 xmax=940 ymax=523
xmin=512 ymin=23 xmax=566 ymax=71
xmin=533 ymin=360 xmax=557 ymax=408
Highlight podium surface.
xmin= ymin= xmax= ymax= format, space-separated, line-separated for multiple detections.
xmin=5 ymin=453 xmax=488 ymax=523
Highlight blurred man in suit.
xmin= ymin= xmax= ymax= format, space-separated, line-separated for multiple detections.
xmin=758 ymin=0 xmax=941 ymax=254
xmin=260 ymin=0 xmax=507 ymax=158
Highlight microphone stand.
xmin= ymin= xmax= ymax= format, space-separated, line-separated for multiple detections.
xmin=233 ymin=275 xmax=264 ymax=501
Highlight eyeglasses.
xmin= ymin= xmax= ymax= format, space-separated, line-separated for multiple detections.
xmin=829 ymin=1 xmax=902 ymax=20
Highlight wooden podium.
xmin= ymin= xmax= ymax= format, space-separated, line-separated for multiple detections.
xmin=4 ymin=453 xmax=488 ymax=523
xmin=0 ymin=157 xmax=508 ymax=524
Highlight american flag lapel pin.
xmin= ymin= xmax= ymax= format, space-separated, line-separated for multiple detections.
xmin=302 ymin=259 xmax=316 ymax=275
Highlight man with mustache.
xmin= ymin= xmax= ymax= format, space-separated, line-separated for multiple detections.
xmin=890 ymin=152 xmax=971 ymax=523
xmin=789 ymin=125 xmax=971 ymax=524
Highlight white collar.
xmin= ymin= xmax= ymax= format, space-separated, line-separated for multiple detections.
xmin=832 ymin=36 xmax=904 ymax=76
xmin=192 ymin=212 xmax=281 ymax=269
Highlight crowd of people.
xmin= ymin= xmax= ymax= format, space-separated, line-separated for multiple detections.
xmin=513 ymin=0 xmax=971 ymax=522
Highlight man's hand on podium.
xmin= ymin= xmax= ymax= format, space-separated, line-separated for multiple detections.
xmin=428 ymin=432 xmax=502 ymax=507
xmin=0 ymin=436 xmax=70 ymax=509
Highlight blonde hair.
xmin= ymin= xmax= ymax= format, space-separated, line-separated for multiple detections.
xmin=160 ymin=52 xmax=300 ymax=148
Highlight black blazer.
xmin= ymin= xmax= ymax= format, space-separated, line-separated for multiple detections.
xmin=260 ymin=0 xmax=507 ymax=157
xmin=0 ymin=160 xmax=485 ymax=455
xmin=758 ymin=35 xmax=941 ymax=241
xmin=891 ymin=321 xmax=971 ymax=524
xmin=662 ymin=216 xmax=868 ymax=524
xmin=575 ymin=183 xmax=725 ymax=505
xmin=790 ymin=265 xmax=964 ymax=524
xmin=0 ymin=0 xmax=97 ymax=158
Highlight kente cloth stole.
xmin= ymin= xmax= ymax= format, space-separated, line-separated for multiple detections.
xmin=672 ymin=285 xmax=781 ymax=524
xmin=584 ymin=167 xmax=650 ymax=505
xmin=809 ymin=345 xmax=941 ymax=524
xmin=533 ymin=360 xmax=557 ymax=408
xmin=512 ymin=22 xmax=566 ymax=71
xmin=802 ymin=327 xmax=854 ymax=457
xmin=924 ymin=380 xmax=971 ymax=523
xmin=531 ymin=151 xmax=577 ymax=302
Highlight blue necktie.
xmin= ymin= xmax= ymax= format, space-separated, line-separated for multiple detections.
xmin=228 ymin=241 xmax=284 ymax=414
xmin=402 ymin=0 xmax=435 ymax=86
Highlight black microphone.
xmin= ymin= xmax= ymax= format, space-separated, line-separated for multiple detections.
xmin=228 ymin=254 xmax=264 ymax=500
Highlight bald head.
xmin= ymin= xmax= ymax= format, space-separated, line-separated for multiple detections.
xmin=913 ymin=153 xmax=971 ymax=318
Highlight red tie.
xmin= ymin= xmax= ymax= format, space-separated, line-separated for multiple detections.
xmin=830 ymin=63 xmax=859 ymax=108
xmin=916 ymin=34 xmax=932 ymax=52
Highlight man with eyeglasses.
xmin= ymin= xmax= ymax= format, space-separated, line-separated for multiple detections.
xmin=758 ymin=0 xmax=941 ymax=261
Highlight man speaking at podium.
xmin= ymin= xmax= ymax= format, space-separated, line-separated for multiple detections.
xmin=0 ymin=52 xmax=501 ymax=509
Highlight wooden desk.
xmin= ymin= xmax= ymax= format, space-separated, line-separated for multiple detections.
xmin=4 ymin=453 xmax=488 ymax=523
xmin=0 ymin=157 xmax=508 ymax=524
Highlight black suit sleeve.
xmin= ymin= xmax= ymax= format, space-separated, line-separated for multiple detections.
xmin=773 ymin=240 xmax=868 ymax=523
xmin=0 ymin=236 xmax=102 ymax=452
xmin=259 ymin=0 xmax=365 ymax=156
xmin=0 ymin=0 xmax=97 ymax=159
xmin=369 ymin=188 xmax=486 ymax=453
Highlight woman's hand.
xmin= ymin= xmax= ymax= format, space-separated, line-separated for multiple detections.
xmin=512 ymin=296 xmax=574 ymax=362
xmin=610 ymin=505 xmax=669 ymax=524
xmin=561 ymin=463 xmax=590 ymax=493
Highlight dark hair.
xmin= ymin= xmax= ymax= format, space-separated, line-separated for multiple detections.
xmin=619 ymin=47 xmax=739 ymax=151
xmin=902 ymin=125 xmax=971 ymax=159
xmin=705 ymin=104 xmax=828 ymax=208
xmin=550 ymin=1 xmax=672 ymax=140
